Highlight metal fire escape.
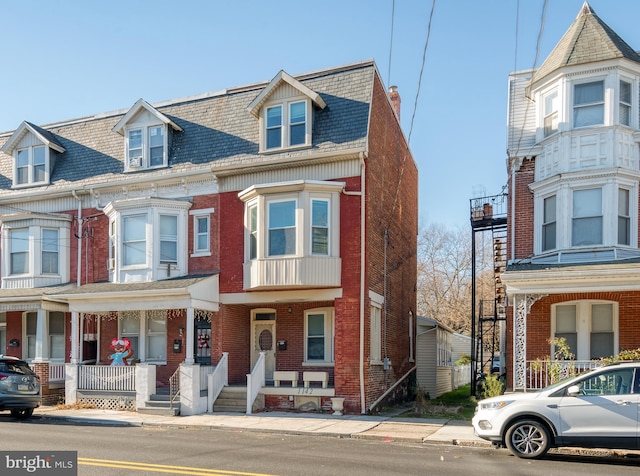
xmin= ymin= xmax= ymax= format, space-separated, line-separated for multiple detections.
xmin=469 ymin=193 xmax=508 ymax=396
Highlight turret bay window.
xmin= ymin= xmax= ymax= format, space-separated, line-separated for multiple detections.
xmin=573 ymin=81 xmax=604 ymax=127
xmin=543 ymin=90 xmax=559 ymax=137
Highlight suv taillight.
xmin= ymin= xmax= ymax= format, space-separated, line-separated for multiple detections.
xmin=0 ymin=373 xmax=8 ymax=381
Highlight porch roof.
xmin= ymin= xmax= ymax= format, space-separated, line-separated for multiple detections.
xmin=0 ymin=283 xmax=75 ymax=312
xmin=54 ymin=273 xmax=220 ymax=313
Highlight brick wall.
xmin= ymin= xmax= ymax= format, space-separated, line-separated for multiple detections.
xmin=507 ymin=158 xmax=535 ymax=260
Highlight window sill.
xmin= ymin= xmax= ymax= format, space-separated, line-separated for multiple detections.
xmin=302 ymin=361 xmax=334 ymax=367
xmin=369 ymin=359 xmax=384 ymax=366
xmin=259 ymin=143 xmax=310 ymax=155
xmin=190 ymin=251 xmax=212 ymax=258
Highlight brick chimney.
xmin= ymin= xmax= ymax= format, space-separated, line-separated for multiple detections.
xmin=389 ymin=85 xmax=401 ymax=120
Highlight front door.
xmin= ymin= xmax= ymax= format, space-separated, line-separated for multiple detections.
xmin=251 ymin=311 xmax=276 ymax=382
xmin=194 ymin=319 xmax=212 ymax=365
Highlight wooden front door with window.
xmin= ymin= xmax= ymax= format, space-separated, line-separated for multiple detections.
xmin=251 ymin=311 xmax=276 ymax=381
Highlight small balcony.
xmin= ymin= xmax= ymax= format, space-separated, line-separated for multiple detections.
xmin=244 ymin=256 xmax=341 ymax=290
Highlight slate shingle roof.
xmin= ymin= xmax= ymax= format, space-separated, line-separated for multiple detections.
xmin=0 ymin=61 xmax=375 ymax=199
xmin=531 ymin=2 xmax=640 ymax=85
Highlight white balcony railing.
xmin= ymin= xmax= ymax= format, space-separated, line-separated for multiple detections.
xmin=49 ymin=363 xmax=66 ymax=382
xmin=244 ymin=256 xmax=341 ymax=290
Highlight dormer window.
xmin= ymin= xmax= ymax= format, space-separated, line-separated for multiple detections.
xmin=247 ymin=70 xmax=326 ymax=154
xmin=0 ymin=121 xmax=65 ymax=188
xmin=264 ymin=99 xmax=310 ymax=151
xmin=16 ymin=145 xmax=46 ymax=185
xmin=112 ymin=99 xmax=182 ymax=172
xmin=573 ymin=81 xmax=604 ymax=127
xmin=126 ymin=124 xmax=166 ymax=169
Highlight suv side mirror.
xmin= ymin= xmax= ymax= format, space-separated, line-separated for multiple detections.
xmin=567 ymin=385 xmax=581 ymax=396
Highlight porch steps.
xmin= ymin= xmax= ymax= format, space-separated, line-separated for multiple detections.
xmin=137 ymin=388 xmax=180 ymax=416
xmin=212 ymin=385 xmax=247 ymax=413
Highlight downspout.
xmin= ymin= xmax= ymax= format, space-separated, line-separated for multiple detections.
xmin=72 ymin=190 xmax=82 ymax=287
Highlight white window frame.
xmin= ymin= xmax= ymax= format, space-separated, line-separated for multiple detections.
xmin=573 ymin=80 xmax=605 ymax=128
xmin=104 ymin=198 xmax=190 ymax=282
xmin=303 ymin=307 xmax=334 ymax=365
xmin=159 ymin=214 xmax=178 ymax=264
xmin=311 ymin=199 xmax=330 ymax=256
xmin=572 ymin=187 xmax=603 ymax=247
xmin=48 ymin=311 xmax=65 ymax=361
xmin=240 ymin=181 xmax=342 ymax=263
xmin=122 ymin=213 xmax=148 ymax=267
xmin=618 ymin=188 xmax=631 ymax=246
xmin=619 ymin=79 xmax=632 ymax=127
xmin=260 ymin=98 xmax=312 ymax=152
xmin=542 ymin=194 xmax=556 ymax=252
xmin=552 ymin=301 xmax=618 ymax=360
xmin=41 ymin=228 xmax=59 ymax=275
xmin=190 ymin=208 xmax=214 ymax=257
xmin=370 ymin=302 xmax=382 ymax=365
xmin=1 ymin=217 xmax=71 ymax=285
xmin=9 ymin=228 xmax=29 ymax=275
xmin=118 ymin=311 xmax=168 ymax=364
xmin=125 ymin=123 xmax=168 ymax=171
xmin=13 ymin=145 xmax=48 ymax=187
xmin=543 ymin=89 xmax=559 ymax=137
xmin=267 ymin=198 xmax=297 ymax=257
xmin=533 ymin=176 xmax=638 ymax=254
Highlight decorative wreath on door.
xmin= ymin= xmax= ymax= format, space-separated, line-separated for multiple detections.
xmin=198 ymin=333 xmax=210 ymax=349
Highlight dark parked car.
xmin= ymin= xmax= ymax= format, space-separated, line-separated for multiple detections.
xmin=0 ymin=356 xmax=41 ymax=419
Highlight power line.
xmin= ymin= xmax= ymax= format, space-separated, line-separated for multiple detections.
xmin=387 ymin=0 xmax=395 ymax=88
xmin=408 ymin=0 xmax=437 ymax=144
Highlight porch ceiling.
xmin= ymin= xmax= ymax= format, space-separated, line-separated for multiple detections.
xmin=501 ymin=263 xmax=640 ymax=294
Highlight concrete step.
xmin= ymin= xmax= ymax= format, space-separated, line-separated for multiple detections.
xmin=213 ymin=386 xmax=246 ymax=413
xmin=137 ymin=405 xmax=179 ymax=416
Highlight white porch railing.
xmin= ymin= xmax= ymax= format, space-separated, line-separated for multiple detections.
xmin=246 ymin=352 xmax=265 ymax=415
xmin=526 ymin=360 xmax=601 ymax=390
xmin=49 ymin=363 xmax=66 ymax=382
xmin=78 ymin=365 xmax=136 ymax=391
xmin=207 ymin=352 xmax=229 ymax=412
xmin=200 ymin=364 xmax=216 ymax=392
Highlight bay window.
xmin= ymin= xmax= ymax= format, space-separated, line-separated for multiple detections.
xmin=542 ymin=195 xmax=556 ymax=251
xmin=10 ymin=228 xmax=29 ymax=275
xmin=619 ymin=80 xmax=632 ymax=126
xmin=41 ymin=229 xmax=59 ymax=274
xmin=123 ymin=214 xmax=147 ymax=266
xmin=312 ymin=199 xmax=329 ymax=255
xmin=618 ymin=188 xmax=630 ymax=245
xmin=268 ymin=200 xmax=296 ymax=256
xmin=159 ymin=215 xmax=177 ymax=264
xmin=543 ymin=90 xmax=559 ymax=137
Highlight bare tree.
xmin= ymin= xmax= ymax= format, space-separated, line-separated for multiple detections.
xmin=417 ymin=223 xmax=494 ymax=335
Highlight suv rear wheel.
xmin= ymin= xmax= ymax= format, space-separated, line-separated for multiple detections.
xmin=504 ymin=419 xmax=551 ymax=459
xmin=10 ymin=408 xmax=34 ymax=419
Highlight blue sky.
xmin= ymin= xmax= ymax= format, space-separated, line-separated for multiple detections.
xmin=2 ymin=1 xmax=640 ymax=227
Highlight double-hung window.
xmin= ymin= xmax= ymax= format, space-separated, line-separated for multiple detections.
xmin=264 ymin=100 xmax=309 ymax=151
xmin=305 ymin=308 xmax=334 ymax=363
xmin=126 ymin=124 xmax=166 ymax=170
xmin=572 ymin=188 xmax=602 ymax=246
xmin=16 ymin=145 xmax=46 ymax=186
xmin=122 ymin=214 xmax=147 ymax=266
xmin=159 ymin=215 xmax=178 ymax=264
xmin=146 ymin=314 xmax=167 ymax=361
xmin=543 ymin=90 xmax=559 ymax=137
xmin=10 ymin=228 xmax=29 ymax=275
xmin=618 ymin=188 xmax=630 ymax=246
xmin=192 ymin=214 xmax=210 ymax=255
xmin=249 ymin=204 xmax=258 ymax=260
xmin=311 ymin=199 xmax=329 ymax=255
xmin=553 ymin=302 xmax=615 ymax=360
xmin=370 ymin=304 xmax=382 ymax=363
xmin=542 ymin=195 xmax=556 ymax=251
xmin=41 ymin=228 xmax=59 ymax=274
xmin=574 ymin=81 xmax=604 ymax=127
xmin=49 ymin=312 xmax=65 ymax=360
xmin=620 ymin=80 xmax=632 ymax=126
xmin=268 ymin=200 xmax=296 ymax=256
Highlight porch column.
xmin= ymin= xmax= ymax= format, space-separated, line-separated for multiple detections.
xmin=34 ymin=309 xmax=48 ymax=363
xmin=512 ymin=293 xmax=546 ymax=391
xmin=70 ymin=311 xmax=80 ymax=364
xmin=185 ymin=307 xmax=195 ymax=364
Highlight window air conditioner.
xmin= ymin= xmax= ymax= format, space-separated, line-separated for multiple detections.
xmin=128 ymin=156 xmax=142 ymax=167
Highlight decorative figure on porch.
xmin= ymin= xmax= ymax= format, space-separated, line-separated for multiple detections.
xmin=109 ymin=338 xmax=134 ymax=366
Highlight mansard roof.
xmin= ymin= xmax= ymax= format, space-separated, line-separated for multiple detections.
xmin=532 ymin=2 xmax=640 ymax=85
xmin=0 ymin=61 xmax=375 ymax=199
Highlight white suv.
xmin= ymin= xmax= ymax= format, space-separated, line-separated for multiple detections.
xmin=472 ymin=362 xmax=640 ymax=458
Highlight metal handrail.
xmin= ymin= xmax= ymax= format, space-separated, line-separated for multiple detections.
xmin=169 ymin=367 xmax=180 ymax=410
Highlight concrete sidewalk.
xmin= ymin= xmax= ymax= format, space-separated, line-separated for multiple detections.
xmin=34 ymin=406 xmax=490 ymax=447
